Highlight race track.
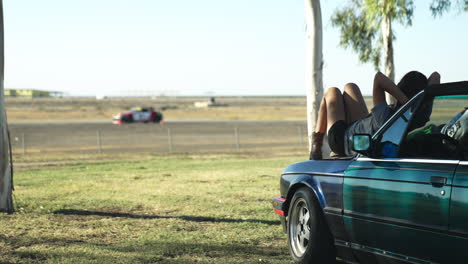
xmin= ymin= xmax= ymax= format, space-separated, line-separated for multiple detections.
xmin=9 ymin=120 xmax=309 ymax=155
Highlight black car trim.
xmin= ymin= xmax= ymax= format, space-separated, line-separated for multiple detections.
xmin=449 ymin=228 xmax=468 ymax=236
xmin=349 ymin=165 xmax=453 ymax=174
xmin=344 ymin=175 xmax=451 ymax=187
xmin=348 ymin=242 xmax=435 ymax=264
xmin=323 ymin=207 xmax=342 ymax=215
xmin=452 ymin=185 xmax=468 ymax=189
xmin=343 ymin=210 xmax=468 ymax=239
xmin=334 ymin=239 xmax=349 ymax=247
xmin=427 ymin=81 xmax=468 ymax=96
xmin=335 ymin=239 xmax=434 ymax=264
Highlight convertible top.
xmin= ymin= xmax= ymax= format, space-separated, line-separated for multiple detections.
xmin=426 ymin=81 xmax=468 ymax=96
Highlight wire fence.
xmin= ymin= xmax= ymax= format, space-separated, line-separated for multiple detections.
xmin=9 ymin=121 xmax=311 ymax=155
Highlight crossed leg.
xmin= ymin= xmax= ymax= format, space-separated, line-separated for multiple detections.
xmin=342 ymin=83 xmax=369 ymax=124
xmin=312 ymin=83 xmax=368 ymax=158
xmin=315 ymin=87 xmax=345 ymax=133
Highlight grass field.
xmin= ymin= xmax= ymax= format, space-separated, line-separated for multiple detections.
xmin=0 ymin=152 xmax=307 ymax=264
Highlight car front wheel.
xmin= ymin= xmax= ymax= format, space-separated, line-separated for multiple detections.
xmin=287 ymin=188 xmax=335 ymax=263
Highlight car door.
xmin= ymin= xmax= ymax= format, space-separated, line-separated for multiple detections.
xmin=448 ymin=155 xmax=468 ymax=263
xmin=343 ymin=94 xmax=459 ymax=263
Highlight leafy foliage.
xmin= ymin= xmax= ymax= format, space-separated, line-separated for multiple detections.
xmin=332 ymin=0 xmax=467 ymax=71
xmin=430 ymin=0 xmax=452 ymax=17
xmin=331 ymin=0 xmax=414 ymax=70
xmin=430 ymin=0 xmax=468 ymax=16
xmin=331 ymin=8 xmax=380 ymax=69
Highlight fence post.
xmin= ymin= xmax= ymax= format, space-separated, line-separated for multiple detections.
xmin=297 ymin=126 xmax=304 ymax=145
xmin=167 ymin=128 xmax=173 ymax=152
xmin=97 ymin=130 xmax=102 ymax=154
xmin=21 ymin=133 xmax=26 ymax=155
xmin=234 ymin=126 xmax=240 ymax=151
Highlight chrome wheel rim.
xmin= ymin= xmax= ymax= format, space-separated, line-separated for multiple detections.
xmin=289 ymin=198 xmax=311 ymax=257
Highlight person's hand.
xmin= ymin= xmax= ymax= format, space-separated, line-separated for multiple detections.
xmin=428 ymin=72 xmax=441 ymax=85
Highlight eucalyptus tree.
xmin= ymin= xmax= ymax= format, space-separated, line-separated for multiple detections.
xmin=0 ymin=0 xmax=13 ymax=213
xmin=305 ymin=0 xmax=324 ymax=155
xmin=332 ymin=0 xmax=414 ymax=103
xmin=331 ymin=0 xmax=466 ymax=94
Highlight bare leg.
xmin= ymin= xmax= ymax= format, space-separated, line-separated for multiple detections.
xmin=311 ymin=87 xmax=346 ymax=160
xmin=315 ymin=95 xmax=327 ymax=133
xmin=325 ymin=87 xmax=346 ymax=131
xmin=343 ymin=83 xmax=369 ymax=124
xmin=315 ymin=87 xmax=346 ymax=132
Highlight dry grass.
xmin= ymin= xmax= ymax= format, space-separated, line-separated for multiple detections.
xmin=5 ymin=96 xmax=374 ymax=122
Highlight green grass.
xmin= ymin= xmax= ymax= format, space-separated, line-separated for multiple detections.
xmin=0 ymin=153 xmax=304 ymax=264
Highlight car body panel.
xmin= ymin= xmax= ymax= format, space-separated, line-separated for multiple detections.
xmin=280 ymin=160 xmax=354 ymax=254
xmin=344 ymin=158 xmax=457 ymax=263
xmin=281 ymin=160 xmax=352 ymax=211
xmin=129 ymin=110 xmax=152 ymax=122
xmin=450 ymin=162 xmax=468 ymax=236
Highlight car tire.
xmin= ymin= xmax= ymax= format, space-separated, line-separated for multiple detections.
xmin=287 ymin=188 xmax=335 ymax=264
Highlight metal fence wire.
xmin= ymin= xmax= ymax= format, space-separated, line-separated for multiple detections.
xmin=9 ymin=121 xmax=310 ymax=155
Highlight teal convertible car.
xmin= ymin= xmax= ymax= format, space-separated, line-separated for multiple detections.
xmin=272 ymin=82 xmax=468 ymax=264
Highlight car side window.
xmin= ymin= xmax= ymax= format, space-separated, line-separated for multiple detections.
xmin=375 ymin=105 xmax=416 ymax=158
xmin=399 ymin=95 xmax=468 ymax=160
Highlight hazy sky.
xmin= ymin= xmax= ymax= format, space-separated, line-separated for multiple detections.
xmin=4 ymin=0 xmax=468 ymax=96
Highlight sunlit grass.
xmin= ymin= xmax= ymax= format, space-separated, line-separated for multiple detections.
xmin=1 ymin=153 xmax=300 ymax=264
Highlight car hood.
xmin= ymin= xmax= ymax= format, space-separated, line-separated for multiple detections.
xmin=283 ymin=159 xmax=354 ymax=175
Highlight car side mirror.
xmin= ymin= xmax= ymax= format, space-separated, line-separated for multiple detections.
xmin=352 ymin=134 xmax=371 ymax=156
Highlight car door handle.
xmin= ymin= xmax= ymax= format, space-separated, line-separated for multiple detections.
xmin=430 ymin=176 xmax=447 ymax=187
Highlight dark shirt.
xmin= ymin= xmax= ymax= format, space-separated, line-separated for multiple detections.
xmin=344 ymin=102 xmax=395 ymax=156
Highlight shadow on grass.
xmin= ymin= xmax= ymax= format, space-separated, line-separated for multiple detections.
xmin=0 ymin=235 xmax=339 ymax=264
xmin=3 ymin=239 xmax=290 ymax=264
xmin=53 ymin=209 xmax=280 ymax=226
xmin=1 ymin=227 xmax=288 ymax=263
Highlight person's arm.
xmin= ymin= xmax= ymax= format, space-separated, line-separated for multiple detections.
xmin=373 ymin=72 xmax=408 ymax=107
xmin=428 ymin=71 xmax=441 ymax=85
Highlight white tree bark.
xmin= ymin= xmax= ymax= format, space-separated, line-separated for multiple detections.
xmin=381 ymin=12 xmax=397 ymax=105
xmin=0 ymin=0 xmax=13 ymax=213
xmin=305 ymin=0 xmax=323 ymax=153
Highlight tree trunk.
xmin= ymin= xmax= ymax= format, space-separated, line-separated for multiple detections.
xmin=0 ymin=0 xmax=13 ymax=214
xmin=381 ymin=12 xmax=396 ymax=105
xmin=305 ymin=0 xmax=324 ymax=154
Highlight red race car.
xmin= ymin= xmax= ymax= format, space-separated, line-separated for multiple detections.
xmin=113 ymin=107 xmax=163 ymax=124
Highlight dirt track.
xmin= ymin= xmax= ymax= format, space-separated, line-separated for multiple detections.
xmin=9 ymin=120 xmax=309 ymax=155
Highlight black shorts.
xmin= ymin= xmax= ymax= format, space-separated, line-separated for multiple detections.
xmin=328 ymin=120 xmax=347 ymax=156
